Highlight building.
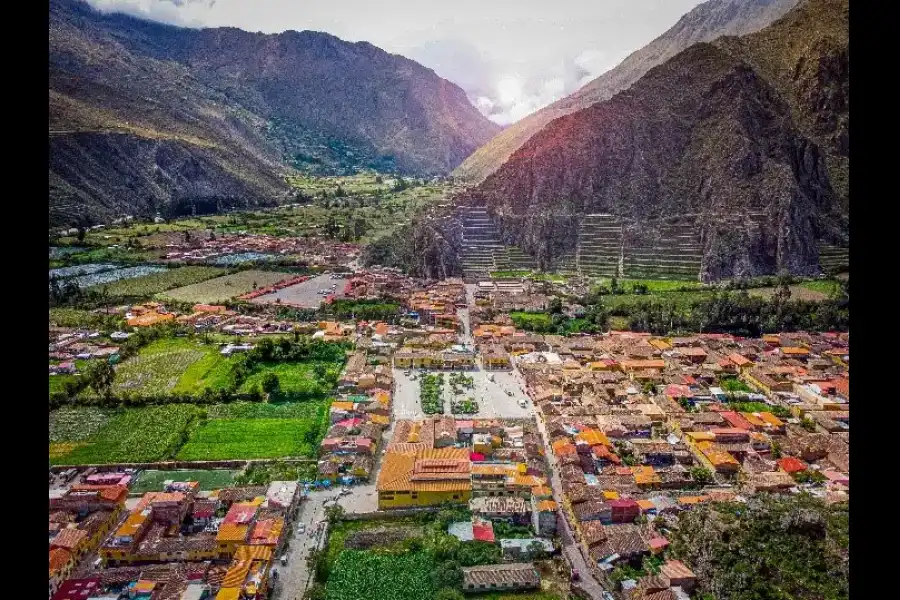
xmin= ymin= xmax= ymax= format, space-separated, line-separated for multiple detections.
xmin=461 ymin=563 xmax=541 ymax=593
xmin=377 ymin=447 xmax=472 ymax=509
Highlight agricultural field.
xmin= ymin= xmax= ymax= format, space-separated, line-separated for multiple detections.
xmin=176 ymin=400 xmax=329 ymax=460
xmin=103 ymin=338 xmax=232 ymax=397
xmin=50 ymin=405 xmax=202 ymax=465
xmin=746 ymin=284 xmax=831 ymax=302
xmin=86 ymin=266 xmax=226 ymax=298
xmin=67 ymin=265 xmax=168 ymax=288
xmin=158 ymin=270 xmax=293 ymax=304
xmin=131 ymin=469 xmax=238 ymax=494
xmin=234 ymin=461 xmax=319 ymax=486
xmin=325 ymin=550 xmax=434 ymax=600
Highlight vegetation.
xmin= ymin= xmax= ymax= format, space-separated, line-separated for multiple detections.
xmin=50 ymin=405 xmax=203 ymax=465
xmin=420 ymin=373 xmax=445 ymax=414
xmin=177 ymin=400 xmax=329 ymax=460
xmin=327 ymin=298 xmax=400 ymax=321
xmin=131 ymin=469 xmax=237 ymax=493
xmin=88 ymin=266 xmax=226 ymax=300
xmin=719 ymin=377 xmax=751 ymax=393
xmin=159 ymin=270 xmax=293 ymax=304
xmin=669 ymin=495 xmax=849 ymax=600
xmin=727 ymin=402 xmax=791 ymax=419
xmin=321 ymin=508 xmax=505 ymax=600
xmin=235 ymin=460 xmax=319 ymax=485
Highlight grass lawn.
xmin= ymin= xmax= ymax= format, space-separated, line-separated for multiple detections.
xmin=798 ymin=279 xmax=842 ymax=296
xmin=50 ymin=405 xmax=203 ymax=465
xmin=746 ymin=284 xmax=830 ymax=302
xmin=176 ymin=400 xmax=329 ymax=460
xmin=510 ymin=311 xmax=553 ymax=330
xmin=158 ymin=270 xmax=293 ymax=304
xmin=131 ymin=469 xmax=237 ymax=494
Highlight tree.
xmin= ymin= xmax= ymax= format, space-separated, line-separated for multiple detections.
xmin=313 ymin=363 xmax=329 ymax=381
xmin=324 ymin=214 xmax=340 ymax=239
xmin=334 ymin=185 xmax=346 ymax=197
xmin=393 ymin=177 xmax=409 ymax=191
xmin=261 ymin=372 xmax=280 ymax=397
xmin=434 ymin=588 xmax=465 ymax=600
xmin=547 ymin=296 xmax=563 ymax=314
xmin=689 ymin=466 xmax=713 ymax=485
xmin=325 ymin=503 xmax=345 ymax=523
xmin=84 ymin=360 xmax=115 ymax=397
xmin=183 ymin=230 xmax=192 ymax=243
xmin=303 ymin=583 xmax=327 ymax=600
xmin=375 ymin=175 xmax=383 ymax=184
xmin=76 ymin=227 xmax=86 ymax=242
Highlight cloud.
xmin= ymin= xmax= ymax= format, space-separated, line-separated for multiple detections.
xmin=86 ymin=0 xmax=216 ymax=27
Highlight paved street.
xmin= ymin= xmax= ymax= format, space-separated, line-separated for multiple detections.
xmin=535 ymin=412 xmax=609 ymax=600
xmin=272 ymin=489 xmax=341 ymax=600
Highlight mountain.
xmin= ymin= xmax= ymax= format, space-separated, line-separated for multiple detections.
xmin=49 ymin=0 xmax=499 ymax=225
xmin=453 ymin=0 xmax=799 ymax=185
xmin=469 ymin=0 xmax=848 ymax=280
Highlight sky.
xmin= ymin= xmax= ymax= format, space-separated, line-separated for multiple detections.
xmin=85 ymin=0 xmax=706 ymax=126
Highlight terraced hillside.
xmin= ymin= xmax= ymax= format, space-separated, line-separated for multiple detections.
xmin=623 ymin=217 xmax=704 ymax=280
xmin=576 ymin=214 xmax=624 ymax=278
xmin=458 ymin=207 xmax=536 ymax=281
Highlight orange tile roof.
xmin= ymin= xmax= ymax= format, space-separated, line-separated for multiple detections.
xmin=636 ymin=499 xmax=656 ymax=511
xmin=236 ymin=545 xmax=274 ymax=561
xmin=114 ymin=510 xmax=149 ymax=538
xmin=602 ymin=490 xmax=620 ymax=500
xmin=782 ymin=346 xmax=810 ymax=356
xmin=621 ymin=359 xmax=666 ymax=370
xmin=377 ymin=446 xmax=471 ymax=493
xmin=632 ymin=466 xmax=662 ymax=485
xmin=537 ymin=500 xmax=558 ymax=512
xmin=49 ymin=548 xmax=72 ymax=575
xmin=727 ymin=353 xmax=752 ymax=367
xmin=217 ymin=523 xmax=250 ymax=543
xmin=51 ymin=527 xmax=88 ymax=550
xmin=331 ymin=401 xmax=355 ymax=411
xmin=678 ymin=495 xmax=711 ymax=505
xmin=758 ymin=412 xmax=784 ymax=427
xmin=216 ymin=589 xmax=241 ymax=600
xmin=471 ymin=465 xmax=517 ymax=477
xmin=69 ymin=484 xmax=129 ymax=504
xmin=696 ymin=441 xmax=740 ymax=467
xmin=575 ymin=429 xmax=611 ymax=447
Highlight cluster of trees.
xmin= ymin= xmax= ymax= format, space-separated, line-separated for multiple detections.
xmin=604 ymin=288 xmax=848 ymax=336
xmin=322 ymin=214 xmax=369 ymax=241
xmin=669 ymin=494 xmax=848 ymax=600
xmin=327 ymin=298 xmax=401 ymax=322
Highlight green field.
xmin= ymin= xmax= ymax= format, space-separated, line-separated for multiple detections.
xmin=176 ymin=400 xmax=329 ymax=460
xmin=131 ymin=469 xmax=238 ymax=494
xmin=50 ymin=405 xmax=203 ymax=465
xmin=88 ymin=266 xmax=226 ymax=298
xmin=326 ymin=551 xmax=434 ymax=600
xmin=238 ymin=361 xmax=338 ymax=397
xmin=49 ymin=407 xmax=113 ymax=443
xmin=158 ymin=270 xmax=293 ymax=304
xmin=103 ymin=338 xmax=233 ymax=397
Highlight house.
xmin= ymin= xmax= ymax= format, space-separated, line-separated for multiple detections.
xmin=500 ymin=538 xmax=554 ymax=560
xmin=531 ymin=498 xmax=558 ymax=536
xmin=470 ymin=496 xmax=530 ymax=525
xmin=461 ymin=563 xmax=541 ymax=593
xmin=377 ymin=447 xmax=472 ymax=509
xmin=659 ymin=560 xmax=697 ymax=591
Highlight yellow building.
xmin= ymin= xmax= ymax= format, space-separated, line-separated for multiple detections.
xmin=377 ymin=447 xmax=472 ymax=509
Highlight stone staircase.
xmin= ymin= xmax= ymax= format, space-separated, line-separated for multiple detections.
xmin=576 ymin=214 xmax=623 ymax=278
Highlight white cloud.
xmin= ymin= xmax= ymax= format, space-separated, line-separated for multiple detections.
xmin=82 ymin=0 xmax=705 ymax=125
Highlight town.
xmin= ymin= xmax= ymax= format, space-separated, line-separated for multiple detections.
xmin=49 ymin=230 xmax=849 ymax=600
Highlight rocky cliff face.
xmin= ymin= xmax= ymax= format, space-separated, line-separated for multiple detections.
xmin=471 ymin=0 xmax=848 ymax=281
xmin=453 ymin=0 xmax=799 ymax=185
xmin=49 ymin=0 xmax=499 ymax=225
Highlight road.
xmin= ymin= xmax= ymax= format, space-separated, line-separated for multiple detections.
xmin=535 ymin=411 xmax=609 ymax=600
xmin=250 ymin=274 xmax=348 ymax=309
xmin=272 ymin=488 xmax=341 ymax=600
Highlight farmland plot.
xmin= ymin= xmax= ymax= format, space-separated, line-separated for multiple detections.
xmin=68 ymin=265 xmax=167 ymax=288
xmin=110 ymin=338 xmax=213 ymax=396
xmin=158 ymin=270 xmax=293 ymax=304
xmin=325 ymin=550 xmax=434 ymax=600
xmin=87 ymin=266 xmax=225 ymax=298
xmin=50 ymin=405 xmax=202 ymax=465
xmin=177 ymin=400 xmax=329 ymax=460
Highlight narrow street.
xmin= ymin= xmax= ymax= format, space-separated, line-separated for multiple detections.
xmin=272 ymin=488 xmax=341 ymax=600
xmin=535 ymin=412 xmax=609 ymax=600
